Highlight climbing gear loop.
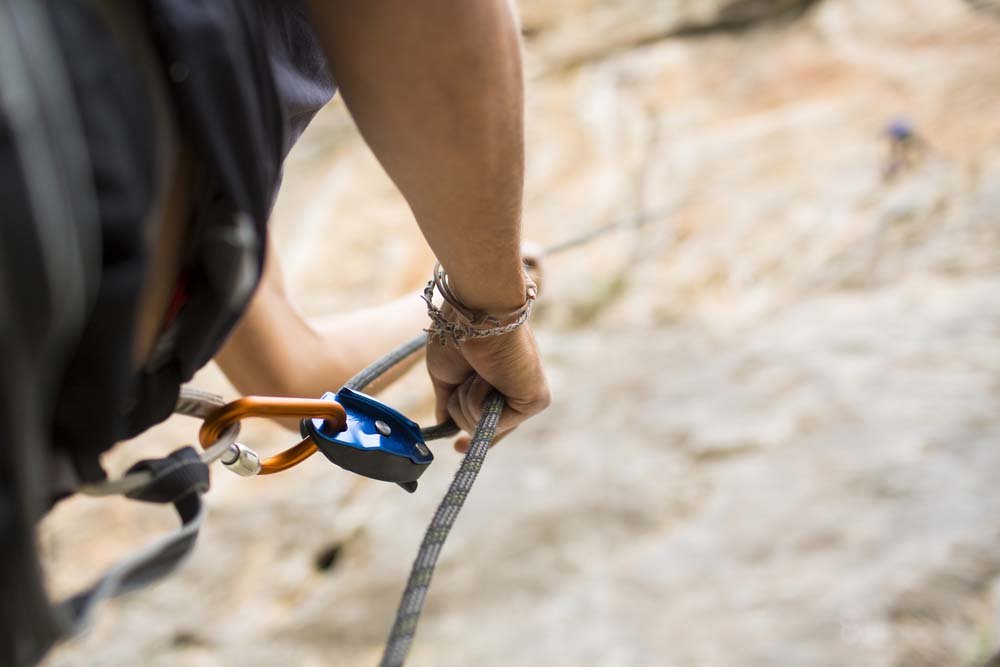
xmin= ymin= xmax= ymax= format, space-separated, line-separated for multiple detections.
xmin=78 ymin=384 xmax=240 ymax=497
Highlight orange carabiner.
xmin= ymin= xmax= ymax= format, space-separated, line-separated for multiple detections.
xmin=198 ymin=396 xmax=347 ymax=475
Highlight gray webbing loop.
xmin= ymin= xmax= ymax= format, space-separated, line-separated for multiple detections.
xmin=379 ymin=391 xmax=504 ymax=667
xmin=58 ymin=447 xmax=210 ymax=633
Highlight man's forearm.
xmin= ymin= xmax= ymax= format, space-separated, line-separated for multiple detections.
xmin=303 ymin=2 xmax=549 ymax=446
xmin=305 ymin=0 xmax=528 ymax=312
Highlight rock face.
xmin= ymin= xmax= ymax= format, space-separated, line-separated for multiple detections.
xmin=519 ymin=0 xmax=822 ymax=74
xmin=40 ymin=1 xmax=1000 ymax=666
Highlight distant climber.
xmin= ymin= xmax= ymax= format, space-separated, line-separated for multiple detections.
xmin=883 ymin=116 xmax=926 ymax=180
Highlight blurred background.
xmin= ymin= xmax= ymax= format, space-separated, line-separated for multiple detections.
xmin=40 ymin=0 xmax=1000 ymax=665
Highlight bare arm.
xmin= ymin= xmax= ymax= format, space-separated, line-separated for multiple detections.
xmin=304 ymin=0 xmax=549 ymax=447
xmin=304 ymin=0 xmax=529 ymax=312
xmin=217 ymin=2 xmax=548 ymax=444
xmin=215 ymin=240 xmax=426 ymax=400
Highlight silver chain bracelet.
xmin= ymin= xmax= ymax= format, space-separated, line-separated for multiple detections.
xmin=422 ymin=262 xmax=537 ymax=346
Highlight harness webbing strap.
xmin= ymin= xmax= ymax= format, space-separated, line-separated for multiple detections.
xmin=58 ymin=447 xmax=210 ymax=632
xmin=379 ymin=391 xmax=504 ymax=667
xmin=78 ymin=389 xmax=235 ymax=498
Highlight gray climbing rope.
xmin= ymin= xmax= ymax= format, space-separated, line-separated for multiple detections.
xmin=344 ymin=334 xmax=427 ymax=393
xmin=280 ymin=330 xmax=497 ymax=665
xmin=372 ymin=217 xmax=672 ymax=664
xmin=379 ymin=390 xmax=505 ymax=667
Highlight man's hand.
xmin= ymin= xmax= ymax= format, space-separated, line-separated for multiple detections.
xmin=426 ymin=247 xmax=549 ymax=452
xmin=427 ymin=322 xmax=549 ymax=453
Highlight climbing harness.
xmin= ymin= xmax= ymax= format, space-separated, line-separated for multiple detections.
xmin=62 ymin=332 xmax=463 ymax=663
xmin=50 ymin=217 xmax=654 ymax=665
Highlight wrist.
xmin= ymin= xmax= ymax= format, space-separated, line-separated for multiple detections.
xmin=445 ymin=262 xmax=528 ymax=313
xmin=423 ymin=262 xmax=536 ymax=347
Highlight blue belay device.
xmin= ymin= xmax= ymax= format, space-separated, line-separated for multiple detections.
xmin=302 ymin=388 xmax=433 ymax=492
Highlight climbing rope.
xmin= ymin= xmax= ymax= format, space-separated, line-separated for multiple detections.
xmin=380 ymin=391 xmax=503 ymax=667
xmin=538 ymin=205 xmax=672 ymax=256
xmin=62 ymin=334 xmax=462 ymax=643
xmin=344 ymin=334 xmax=426 ymax=392
xmin=372 ymin=214 xmax=678 ymax=664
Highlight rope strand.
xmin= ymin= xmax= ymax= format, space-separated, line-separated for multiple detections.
xmin=379 ymin=391 xmax=504 ymax=667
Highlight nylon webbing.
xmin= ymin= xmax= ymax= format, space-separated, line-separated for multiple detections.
xmin=60 ymin=494 xmax=205 ymax=629
xmin=60 ymin=393 xmax=237 ymax=637
xmin=79 ymin=388 xmax=236 ymax=497
xmin=58 ymin=447 xmax=210 ymax=633
xmin=379 ymin=391 xmax=504 ymax=667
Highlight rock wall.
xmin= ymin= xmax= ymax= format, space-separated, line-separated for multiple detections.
xmin=41 ymin=1 xmax=1000 ymax=666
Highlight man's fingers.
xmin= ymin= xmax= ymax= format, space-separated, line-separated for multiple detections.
xmin=431 ymin=377 xmax=457 ymax=425
xmin=426 ymin=342 xmax=475 ymax=425
xmin=446 ymin=383 xmax=475 ymax=434
xmin=494 ymin=383 xmax=549 ymax=433
xmin=447 ymin=376 xmax=516 ymax=452
xmin=443 ymin=373 xmax=487 ymax=434
xmin=458 ymin=374 xmax=493 ymax=424
xmin=447 ymin=375 xmax=546 ymax=450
